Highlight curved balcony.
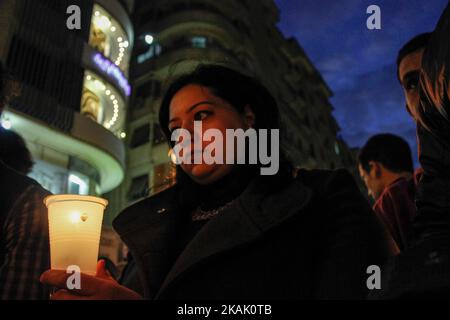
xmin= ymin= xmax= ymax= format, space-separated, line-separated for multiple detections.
xmin=95 ymin=0 xmax=134 ymax=49
xmin=82 ymin=44 xmax=131 ymax=100
xmin=5 ymin=106 xmax=125 ymax=193
xmin=155 ymin=9 xmax=244 ymax=45
xmin=133 ymin=43 xmax=244 ymax=79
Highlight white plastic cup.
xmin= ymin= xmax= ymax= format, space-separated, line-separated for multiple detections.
xmin=44 ymin=195 xmax=108 ymax=275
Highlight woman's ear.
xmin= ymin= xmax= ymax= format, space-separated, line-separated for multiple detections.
xmin=243 ymin=104 xmax=256 ymax=129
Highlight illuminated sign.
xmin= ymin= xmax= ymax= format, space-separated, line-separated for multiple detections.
xmin=92 ymin=53 xmax=131 ymax=96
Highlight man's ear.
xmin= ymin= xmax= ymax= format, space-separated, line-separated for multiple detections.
xmin=243 ymin=105 xmax=255 ymax=129
xmin=368 ymin=161 xmax=382 ymax=178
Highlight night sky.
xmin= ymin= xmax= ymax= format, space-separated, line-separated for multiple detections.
xmin=275 ymin=0 xmax=449 ymax=167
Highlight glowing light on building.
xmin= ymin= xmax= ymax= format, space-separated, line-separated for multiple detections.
xmin=145 ymin=35 xmax=154 ymax=45
xmin=94 ymin=15 xmax=111 ymax=29
xmin=1 ymin=118 xmax=12 ymax=130
xmin=92 ymin=53 xmax=131 ymax=96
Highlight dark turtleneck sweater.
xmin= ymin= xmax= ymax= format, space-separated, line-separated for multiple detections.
xmin=174 ymin=165 xmax=260 ymax=259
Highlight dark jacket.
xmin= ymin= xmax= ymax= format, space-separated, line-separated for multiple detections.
xmin=414 ymin=1 xmax=450 ymax=245
xmin=113 ymin=169 xmax=394 ymax=300
xmin=372 ymin=177 xmax=417 ymax=250
xmin=0 ymin=160 xmax=36 ymax=227
xmin=0 ymin=161 xmax=50 ymax=299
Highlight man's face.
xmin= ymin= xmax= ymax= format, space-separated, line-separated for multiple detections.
xmin=358 ymin=163 xmax=384 ymax=200
xmin=398 ymin=48 xmax=425 ymax=120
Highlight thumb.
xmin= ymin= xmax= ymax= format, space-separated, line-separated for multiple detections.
xmin=96 ymin=259 xmax=111 ymax=279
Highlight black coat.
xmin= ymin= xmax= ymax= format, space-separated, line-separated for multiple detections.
xmin=113 ymin=169 xmax=394 ymax=299
xmin=0 ymin=160 xmax=39 ymax=260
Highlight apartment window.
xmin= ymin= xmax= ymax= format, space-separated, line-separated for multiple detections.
xmin=334 ymin=142 xmax=340 ymax=155
xmin=135 ymin=80 xmax=161 ymax=100
xmin=137 ymin=43 xmax=162 ymax=64
xmin=304 ymin=115 xmax=311 ymax=128
xmin=68 ymin=173 xmax=89 ymax=195
xmin=231 ymin=20 xmax=251 ymax=36
xmin=127 ymin=174 xmax=149 ymax=201
xmin=153 ymin=81 xmax=161 ymax=98
xmin=153 ymin=123 xmax=166 ymax=145
xmin=296 ymin=137 xmax=303 ymax=152
xmin=191 ymin=36 xmax=207 ymax=48
xmin=130 ymin=123 xmax=150 ymax=148
xmin=310 ymin=144 xmax=316 ymax=159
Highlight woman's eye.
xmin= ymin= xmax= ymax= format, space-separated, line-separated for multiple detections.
xmin=406 ymin=80 xmax=417 ymax=91
xmin=404 ymin=72 xmax=419 ymax=92
xmin=194 ymin=111 xmax=211 ymax=121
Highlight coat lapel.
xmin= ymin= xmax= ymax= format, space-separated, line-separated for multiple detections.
xmin=113 ymin=186 xmax=182 ymax=298
xmin=155 ymin=176 xmax=313 ymax=298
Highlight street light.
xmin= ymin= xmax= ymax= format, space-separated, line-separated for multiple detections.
xmin=145 ymin=34 xmax=154 ymax=45
xmin=1 ymin=118 xmax=11 ymax=130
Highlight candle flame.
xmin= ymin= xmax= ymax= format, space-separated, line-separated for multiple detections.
xmin=70 ymin=212 xmax=81 ymax=224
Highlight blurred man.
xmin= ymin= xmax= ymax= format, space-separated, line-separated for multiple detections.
xmin=397 ymin=33 xmax=431 ymax=121
xmin=0 ymin=62 xmax=50 ymax=299
xmin=374 ymin=4 xmax=450 ymax=299
xmin=358 ymin=134 xmax=416 ymax=250
xmin=412 ymin=3 xmax=450 ymax=248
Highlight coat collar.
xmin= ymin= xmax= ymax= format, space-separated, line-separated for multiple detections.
xmin=113 ymin=174 xmax=313 ymax=298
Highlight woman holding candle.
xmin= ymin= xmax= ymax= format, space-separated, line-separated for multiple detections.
xmin=41 ymin=64 xmax=395 ymax=299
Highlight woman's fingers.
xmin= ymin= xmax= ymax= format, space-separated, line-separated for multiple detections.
xmin=96 ymin=259 xmax=113 ymax=279
xmin=40 ymin=268 xmax=142 ymax=300
xmin=40 ymin=269 xmax=70 ymax=288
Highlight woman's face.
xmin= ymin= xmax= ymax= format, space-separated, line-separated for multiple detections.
xmin=168 ymin=84 xmax=254 ymax=185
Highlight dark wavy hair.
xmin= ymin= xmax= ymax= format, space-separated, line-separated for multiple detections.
xmin=158 ymin=64 xmax=293 ymax=206
xmin=159 ymin=64 xmax=280 ymax=140
xmin=396 ymin=32 xmax=431 ymax=82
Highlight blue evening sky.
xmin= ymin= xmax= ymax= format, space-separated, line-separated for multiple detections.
xmin=275 ymin=0 xmax=449 ymax=166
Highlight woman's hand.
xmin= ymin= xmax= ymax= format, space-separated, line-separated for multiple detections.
xmin=40 ymin=260 xmax=143 ymax=300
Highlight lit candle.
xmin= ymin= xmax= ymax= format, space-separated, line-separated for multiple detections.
xmin=44 ymin=195 xmax=108 ymax=275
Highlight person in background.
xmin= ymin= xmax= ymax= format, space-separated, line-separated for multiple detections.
xmin=396 ymin=33 xmax=431 ymax=188
xmin=397 ymin=33 xmax=431 ymax=121
xmin=374 ymin=3 xmax=450 ymax=299
xmin=0 ymin=128 xmax=34 ymax=175
xmin=358 ymin=134 xmax=416 ymax=251
xmin=0 ymin=62 xmax=51 ymax=300
xmin=412 ymin=2 xmax=450 ymax=253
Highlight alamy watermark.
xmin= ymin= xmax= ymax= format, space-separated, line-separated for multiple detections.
xmin=66 ymin=265 xmax=81 ymax=290
xmin=66 ymin=5 xmax=382 ymax=31
xmin=171 ymin=121 xmax=280 ymax=175
xmin=366 ymin=5 xmax=382 ymax=30
xmin=366 ymin=265 xmax=381 ymax=290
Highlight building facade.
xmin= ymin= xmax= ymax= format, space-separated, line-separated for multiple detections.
xmin=0 ymin=0 xmax=135 ymax=264
xmin=121 ymin=0 xmax=356 ymax=211
xmin=0 ymin=0 xmax=357 ymax=266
